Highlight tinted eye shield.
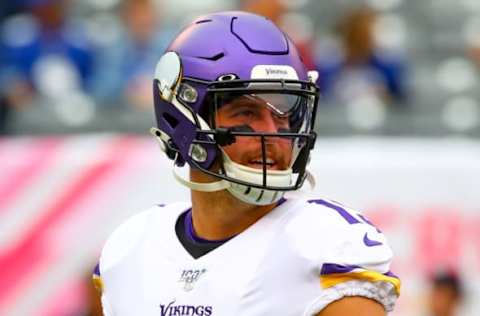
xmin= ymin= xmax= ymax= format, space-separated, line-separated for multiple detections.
xmin=206 ymin=78 xmax=318 ymax=104
xmin=180 ymin=77 xmax=319 ymax=122
xmin=215 ymin=93 xmax=301 ymax=118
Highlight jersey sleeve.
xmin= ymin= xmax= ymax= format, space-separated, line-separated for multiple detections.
xmin=93 ymin=203 xmax=188 ymax=314
xmin=302 ymin=199 xmax=400 ymax=314
xmin=93 ymin=206 xmax=156 ymax=316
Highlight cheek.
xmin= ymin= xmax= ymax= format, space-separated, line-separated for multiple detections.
xmin=272 ymin=137 xmax=293 ymax=151
xmin=221 ymin=137 xmax=252 ymax=162
xmin=280 ymin=141 xmax=293 ymax=163
xmin=278 ymin=138 xmax=293 ymax=148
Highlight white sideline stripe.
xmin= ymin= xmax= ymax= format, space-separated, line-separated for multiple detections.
xmin=6 ymin=140 xmax=163 ymax=316
xmin=0 ymin=135 xmax=120 ymax=251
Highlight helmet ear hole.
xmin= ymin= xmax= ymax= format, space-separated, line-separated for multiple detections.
xmin=163 ymin=112 xmax=179 ymax=129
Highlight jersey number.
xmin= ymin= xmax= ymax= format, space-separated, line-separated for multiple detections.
xmin=308 ymin=199 xmax=381 ymax=232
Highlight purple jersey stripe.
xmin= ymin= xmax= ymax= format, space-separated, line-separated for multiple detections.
xmin=321 ymin=263 xmax=361 ymax=275
xmin=93 ymin=263 xmax=100 ymax=277
xmin=307 ymin=199 xmax=360 ymax=224
xmin=384 ymin=270 xmax=400 ymax=279
xmin=277 ymin=197 xmax=287 ymax=206
xmin=321 ymin=263 xmax=400 ymax=280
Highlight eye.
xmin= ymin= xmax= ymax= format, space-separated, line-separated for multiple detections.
xmin=232 ymin=109 xmax=255 ymax=119
xmin=228 ymin=103 xmax=260 ymax=120
xmin=273 ymin=114 xmax=290 ymax=129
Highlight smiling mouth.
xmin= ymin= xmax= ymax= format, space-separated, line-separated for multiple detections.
xmin=247 ymin=158 xmax=280 ymax=170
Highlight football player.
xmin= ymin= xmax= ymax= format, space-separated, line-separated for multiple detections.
xmin=93 ymin=11 xmax=400 ymax=316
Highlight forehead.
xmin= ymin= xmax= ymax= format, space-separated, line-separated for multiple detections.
xmin=215 ymin=93 xmax=299 ymax=114
xmin=217 ymin=95 xmax=265 ymax=110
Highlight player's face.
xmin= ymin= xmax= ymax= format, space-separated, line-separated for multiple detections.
xmin=214 ymin=94 xmax=293 ymax=171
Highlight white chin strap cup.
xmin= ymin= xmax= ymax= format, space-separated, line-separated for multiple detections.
xmin=173 ymin=164 xmax=230 ymax=192
xmin=170 ymin=155 xmax=316 ymax=206
xmin=221 ymin=156 xmax=291 ymax=205
xmin=172 ymin=162 xmax=286 ymax=205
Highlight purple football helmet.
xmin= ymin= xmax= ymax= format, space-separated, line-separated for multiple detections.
xmin=152 ymin=11 xmax=319 ymax=205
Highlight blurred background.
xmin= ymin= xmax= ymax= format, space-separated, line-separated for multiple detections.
xmin=0 ymin=0 xmax=479 ymax=315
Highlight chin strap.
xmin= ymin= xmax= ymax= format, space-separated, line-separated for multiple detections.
xmin=152 ymin=127 xmax=229 ymax=192
xmin=172 ymin=163 xmax=230 ymax=192
xmin=172 ymin=156 xmax=315 ymax=196
xmin=305 ymin=169 xmax=316 ymax=189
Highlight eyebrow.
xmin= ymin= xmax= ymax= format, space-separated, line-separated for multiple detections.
xmin=221 ymin=96 xmax=264 ymax=111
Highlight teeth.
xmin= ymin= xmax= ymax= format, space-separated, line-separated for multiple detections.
xmin=251 ymin=158 xmax=275 ymax=164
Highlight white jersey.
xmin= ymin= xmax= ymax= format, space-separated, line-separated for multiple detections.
xmin=94 ymin=198 xmax=400 ymax=316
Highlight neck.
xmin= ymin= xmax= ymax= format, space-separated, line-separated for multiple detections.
xmin=189 ymin=169 xmax=276 ymax=240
